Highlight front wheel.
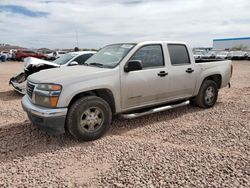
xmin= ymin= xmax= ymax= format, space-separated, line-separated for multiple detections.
xmin=193 ymin=80 xmax=218 ymax=108
xmin=66 ymin=96 xmax=112 ymax=141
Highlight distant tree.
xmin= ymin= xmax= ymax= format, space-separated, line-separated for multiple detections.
xmin=74 ymin=47 xmax=79 ymax=52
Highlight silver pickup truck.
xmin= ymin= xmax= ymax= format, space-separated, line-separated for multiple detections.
xmin=22 ymin=41 xmax=233 ymax=141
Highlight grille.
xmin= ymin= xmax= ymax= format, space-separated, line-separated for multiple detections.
xmin=27 ymin=82 xmax=35 ymax=99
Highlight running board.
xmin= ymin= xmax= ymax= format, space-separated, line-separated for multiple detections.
xmin=120 ymin=100 xmax=190 ymax=119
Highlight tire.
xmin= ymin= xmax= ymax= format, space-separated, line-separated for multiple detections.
xmin=193 ymin=80 xmax=218 ymax=108
xmin=66 ymin=96 xmax=112 ymax=141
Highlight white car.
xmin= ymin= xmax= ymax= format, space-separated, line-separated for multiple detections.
xmin=203 ymin=51 xmax=217 ymax=59
xmin=227 ymin=51 xmax=248 ymax=60
xmin=42 ymin=50 xmax=54 ymax=60
xmin=193 ymin=51 xmax=205 ymax=60
xmin=10 ymin=51 xmax=96 ymax=94
xmin=216 ymin=51 xmax=230 ymax=59
xmin=54 ymin=51 xmax=67 ymax=59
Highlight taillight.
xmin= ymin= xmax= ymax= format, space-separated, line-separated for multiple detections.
xmin=230 ymin=64 xmax=233 ymax=77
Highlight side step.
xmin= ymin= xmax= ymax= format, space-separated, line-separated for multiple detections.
xmin=120 ymin=100 xmax=190 ymax=119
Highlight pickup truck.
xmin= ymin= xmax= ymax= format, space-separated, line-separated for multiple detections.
xmin=22 ymin=41 xmax=233 ymax=141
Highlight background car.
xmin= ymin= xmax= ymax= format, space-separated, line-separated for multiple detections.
xmin=227 ymin=51 xmax=248 ymax=60
xmin=247 ymin=53 xmax=250 ymax=60
xmin=0 ymin=53 xmax=8 ymax=62
xmin=42 ymin=50 xmax=55 ymax=60
xmin=10 ymin=51 xmax=96 ymax=94
xmin=203 ymin=51 xmax=217 ymax=59
xmin=54 ymin=51 xmax=67 ymax=59
xmin=15 ymin=50 xmax=48 ymax=61
xmin=193 ymin=51 xmax=205 ymax=60
xmin=215 ymin=51 xmax=230 ymax=59
xmin=1 ymin=51 xmax=10 ymax=60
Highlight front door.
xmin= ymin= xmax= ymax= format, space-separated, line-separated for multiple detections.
xmin=121 ymin=44 xmax=170 ymax=110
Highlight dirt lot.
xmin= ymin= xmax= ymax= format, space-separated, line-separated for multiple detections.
xmin=0 ymin=61 xmax=249 ymax=187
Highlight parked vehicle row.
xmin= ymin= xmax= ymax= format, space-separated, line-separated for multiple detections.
xmin=1 ymin=49 xmax=69 ymax=61
xmin=193 ymin=50 xmax=250 ymax=60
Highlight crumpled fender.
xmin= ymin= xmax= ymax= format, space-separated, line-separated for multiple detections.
xmin=23 ymin=57 xmax=60 ymax=70
xmin=9 ymin=72 xmax=27 ymax=94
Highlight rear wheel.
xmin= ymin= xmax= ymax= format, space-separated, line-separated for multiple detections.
xmin=66 ymin=96 xmax=112 ymax=141
xmin=193 ymin=80 xmax=218 ymax=108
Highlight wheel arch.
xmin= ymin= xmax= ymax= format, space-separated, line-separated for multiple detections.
xmin=203 ymin=74 xmax=222 ymax=89
xmin=68 ymin=89 xmax=116 ymax=114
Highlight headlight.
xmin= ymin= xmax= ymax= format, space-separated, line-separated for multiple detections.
xmin=34 ymin=84 xmax=62 ymax=108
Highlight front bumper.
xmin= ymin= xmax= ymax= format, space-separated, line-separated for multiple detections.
xmin=21 ymin=95 xmax=68 ymax=135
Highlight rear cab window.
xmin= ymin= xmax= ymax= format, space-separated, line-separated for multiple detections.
xmin=168 ymin=44 xmax=191 ymax=65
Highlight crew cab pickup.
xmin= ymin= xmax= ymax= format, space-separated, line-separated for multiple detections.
xmin=22 ymin=41 xmax=232 ymax=141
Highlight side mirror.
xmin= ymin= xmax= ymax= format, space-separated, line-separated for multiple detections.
xmin=124 ymin=60 xmax=142 ymax=72
xmin=69 ymin=61 xmax=79 ymax=66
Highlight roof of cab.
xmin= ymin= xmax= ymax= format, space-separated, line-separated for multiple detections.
xmin=107 ymin=41 xmax=188 ymax=46
xmin=137 ymin=40 xmax=188 ymax=45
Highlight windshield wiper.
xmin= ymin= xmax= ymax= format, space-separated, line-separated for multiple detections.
xmin=88 ymin=62 xmax=104 ymax=68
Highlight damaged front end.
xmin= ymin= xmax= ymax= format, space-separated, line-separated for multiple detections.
xmin=9 ymin=72 xmax=27 ymax=94
xmin=9 ymin=57 xmax=59 ymax=94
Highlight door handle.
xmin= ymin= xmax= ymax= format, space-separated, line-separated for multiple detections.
xmin=158 ymin=71 xmax=168 ymax=77
xmin=186 ymin=68 xmax=194 ymax=73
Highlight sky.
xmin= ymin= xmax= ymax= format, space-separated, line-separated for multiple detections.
xmin=0 ymin=0 xmax=249 ymax=49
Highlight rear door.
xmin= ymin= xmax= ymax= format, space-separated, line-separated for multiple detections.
xmin=121 ymin=44 xmax=170 ymax=109
xmin=167 ymin=44 xmax=197 ymax=99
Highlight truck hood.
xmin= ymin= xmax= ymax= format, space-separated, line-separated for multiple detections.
xmin=24 ymin=57 xmax=60 ymax=69
xmin=28 ymin=65 xmax=113 ymax=84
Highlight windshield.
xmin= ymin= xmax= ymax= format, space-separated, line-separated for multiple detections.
xmin=85 ymin=44 xmax=135 ymax=68
xmin=53 ymin=53 xmax=76 ymax=65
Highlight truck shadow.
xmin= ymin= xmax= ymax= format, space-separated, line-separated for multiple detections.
xmin=0 ymin=90 xmax=23 ymax=101
xmin=0 ymin=104 xmax=206 ymax=163
xmin=110 ymin=104 xmax=206 ymax=135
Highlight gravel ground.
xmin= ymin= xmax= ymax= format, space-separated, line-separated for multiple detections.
xmin=0 ymin=61 xmax=249 ymax=187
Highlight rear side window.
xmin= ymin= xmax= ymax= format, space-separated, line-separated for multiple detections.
xmin=130 ymin=45 xmax=164 ymax=68
xmin=168 ymin=44 xmax=190 ymax=65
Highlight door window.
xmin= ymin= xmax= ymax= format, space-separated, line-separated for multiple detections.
xmin=130 ymin=45 xmax=164 ymax=68
xmin=168 ymin=44 xmax=190 ymax=65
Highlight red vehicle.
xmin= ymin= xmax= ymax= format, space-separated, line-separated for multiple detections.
xmin=15 ymin=50 xmax=47 ymax=61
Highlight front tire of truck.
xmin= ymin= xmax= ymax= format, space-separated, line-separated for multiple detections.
xmin=66 ymin=96 xmax=112 ymax=141
xmin=193 ymin=80 xmax=218 ymax=108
